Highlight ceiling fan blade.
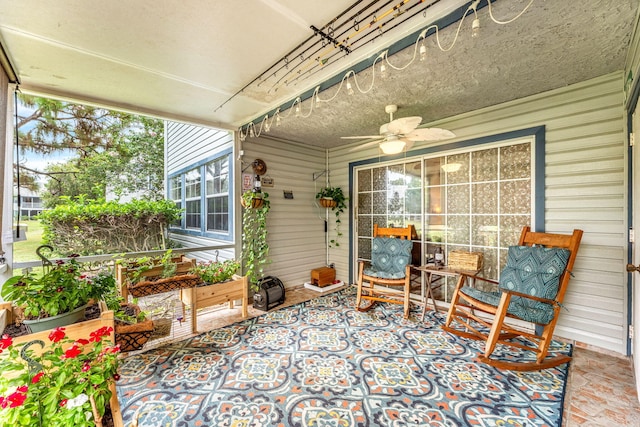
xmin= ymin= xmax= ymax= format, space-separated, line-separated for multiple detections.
xmin=387 ymin=116 xmax=422 ymax=134
xmin=348 ymin=139 xmax=382 ymax=152
xmin=404 ymin=128 xmax=456 ymax=141
xmin=340 ymin=135 xmax=382 ymax=140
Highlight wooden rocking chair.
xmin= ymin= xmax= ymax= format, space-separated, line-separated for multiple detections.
xmin=442 ymin=226 xmax=583 ymax=371
xmin=355 ymin=224 xmax=413 ymax=318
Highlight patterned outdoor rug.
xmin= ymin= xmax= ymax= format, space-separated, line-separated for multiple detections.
xmin=116 ymin=286 xmax=571 ymax=426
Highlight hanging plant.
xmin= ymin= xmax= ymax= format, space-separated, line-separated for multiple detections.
xmin=241 ymin=191 xmax=271 ymax=290
xmin=315 ymin=186 xmax=347 ymax=247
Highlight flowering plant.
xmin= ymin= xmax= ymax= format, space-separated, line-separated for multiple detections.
xmin=1 ymin=255 xmax=115 ymax=319
xmin=189 ymin=259 xmax=241 ymax=284
xmin=0 ymin=326 xmax=119 ymax=427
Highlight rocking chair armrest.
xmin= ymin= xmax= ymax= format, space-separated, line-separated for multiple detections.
xmin=501 ymin=288 xmax=558 ymax=305
xmin=458 ymin=273 xmax=498 ymax=286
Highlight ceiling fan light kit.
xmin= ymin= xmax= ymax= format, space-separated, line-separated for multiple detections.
xmin=344 ymin=104 xmax=456 ymax=154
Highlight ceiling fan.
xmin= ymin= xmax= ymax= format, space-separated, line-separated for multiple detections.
xmin=343 ymin=105 xmax=456 ymax=154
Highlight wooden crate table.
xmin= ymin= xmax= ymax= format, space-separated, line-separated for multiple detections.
xmin=310 ymin=267 xmax=336 ymax=287
xmin=115 ymin=255 xmax=196 ymax=301
xmin=179 ymin=275 xmax=248 ymax=333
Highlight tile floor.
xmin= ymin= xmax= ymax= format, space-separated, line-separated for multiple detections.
xmin=136 ymin=285 xmax=640 ymax=426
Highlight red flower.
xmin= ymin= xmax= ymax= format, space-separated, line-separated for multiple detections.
xmin=6 ymin=391 xmax=27 ymax=408
xmin=82 ymin=362 xmax=91 ymax=372
xmin=48 ymin=327 xmax=66 ymax=343
xmin=55 ymin=259 xmax=65 ymax=265
xmin=113 ymin=373 xmax=121 ymax=381
xmin=75 ymin=338 xmax=90 ymax=346
xmin=0 ymin=396 xmax=5 ymax=409
xmin=0 ymin=334 xmax=12 ymax=350
xmin=31 ymin=372 xmax=44 ymax=384
xmin=16 ymin=386 xmax=27 ymax=393
xmin=59 ymin=399 xmax=67 ymax=407
xmin=89 ymin=326 xmax=113 ymax=342
xmin=62 ymin=345 xmax=81 ymax=359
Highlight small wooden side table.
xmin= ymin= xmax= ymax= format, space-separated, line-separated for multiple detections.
xmin=414 ymin=264 xmax=479 ymax=321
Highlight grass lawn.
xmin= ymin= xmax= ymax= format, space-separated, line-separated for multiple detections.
xmin=12 ymin=219 xmax=47 ymax=262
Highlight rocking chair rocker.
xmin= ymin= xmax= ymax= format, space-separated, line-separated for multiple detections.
xmin=442 ymin=226 xmax=583 ymax=371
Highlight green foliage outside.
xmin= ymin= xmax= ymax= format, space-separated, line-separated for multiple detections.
xmin=16 ymin=94 xmax=165 ymax=206
xmin=38 ymin=197 xmax=182 ymax=255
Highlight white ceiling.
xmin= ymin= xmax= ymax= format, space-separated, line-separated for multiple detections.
xmin=0 ymin=0 xmax=638 ymax=149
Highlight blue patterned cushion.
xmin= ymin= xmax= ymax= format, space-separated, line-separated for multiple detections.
xmin=363 ymin=237 xmax=412 ymax=279
xmin=460 ymin=245 xmax=570 ymax=325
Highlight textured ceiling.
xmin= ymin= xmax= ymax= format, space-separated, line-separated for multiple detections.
xmin=259 ymin=0 xmax=639 ymax=148
xmin=0 ymin=0 xmax=637 ymax=151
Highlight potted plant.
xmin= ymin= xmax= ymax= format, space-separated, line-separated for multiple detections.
xmin=241 ymin=192 xmax=270 ymax=291
xmin=1 ymin=254 xmax=116 ymax=333
xmin=241 ymin=190 xmax=265 ymax=209
xmin=182 ymin=259 xmax=248 ymax=332
xmin=315 ymin=186 xmax=347 ymax=247
xmin=115 ymin=249 xmax=198 ymax=300
xmin=0 ymin=326 xmax=120 ymax=427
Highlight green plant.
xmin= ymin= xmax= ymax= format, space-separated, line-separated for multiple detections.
xmin=241 ymin=191 xmax=271 ymax=290
xmin=315 ymin=186 xmax=347 ymax=247
xmin=115 ymin=249 xmax=179 ymax=285
xmin=0 ymin=326 xmax=119 ymax=427
xmin=1 ymin=255 xmax=115 ymax=319
xmin=189 ymin=259 xmax=241 ymax=284
xmin=38 ymin=197 xmax=183 ymax=255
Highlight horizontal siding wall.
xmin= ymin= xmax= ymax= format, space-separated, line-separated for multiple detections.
xmin=166 ymin=121 xmax=233 ymax=175
xmin=240 ymin=136 xmax=329 ymax=288
xmin=328 ymin=72 xmax=628 ymax=354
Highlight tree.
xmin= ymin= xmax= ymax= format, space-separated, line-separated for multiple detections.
xmin=15 ymin=94 xmax=165 ymax=206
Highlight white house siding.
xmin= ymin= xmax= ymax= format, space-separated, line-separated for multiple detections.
xmin=326 ymin=72 xmax=628 ymax=354
xmin=165 ymin=121 xmax=236 ymax=262
xmin=239 ymin=136 xmax=329 ymax=288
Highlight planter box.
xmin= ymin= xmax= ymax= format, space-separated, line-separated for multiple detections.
xmin=180 ymin=275 xmax=248 ymax=333
xmin=116 ymin=255 xmax=196 ymax=301
xmin=6 ymin=303 xmax=123 ymax=427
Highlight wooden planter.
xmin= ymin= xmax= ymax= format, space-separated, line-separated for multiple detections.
xmin=5 ymin=303 xmax=123 ymax=427
xmin=116 ymin=255 xmax=197 ymax=301
xmin=180 ymin=275 xmax=248 ymax=333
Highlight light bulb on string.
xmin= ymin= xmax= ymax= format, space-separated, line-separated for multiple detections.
xmin=471 ymin=18 xmax=480 ymax=38
xmin=295 ymin=104 xmax=301 ymax=117
xmin=419 ymin=42 xmax=427 ymax=61
xmin=346 ymin=80 xmax=354 ymax=96
xmin=276 ymin=114 xmax=281 ymax=126
xmin=249 ymin=126 xmax=255 ymax=138
xmin=380 ymin=63 xmax=388 ymax=79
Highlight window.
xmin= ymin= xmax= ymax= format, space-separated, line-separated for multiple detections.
xmin=205 ymin=157 xmax=229 ymax=232
xmin=184 ymin=168 xmax=201 ymax=229
xmin=355 ymin=136 xmax=534 ymax=303
xmin=169 ymin=175 xmax=182 ymax=228
xmin=168 ymin=151 xmax=233 ymax=239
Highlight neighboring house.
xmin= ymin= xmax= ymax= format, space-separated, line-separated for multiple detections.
xmin=165 ymin=121 xmax=236 ymax=261
xmin=13 ymin=188 xmax=43 ymax=219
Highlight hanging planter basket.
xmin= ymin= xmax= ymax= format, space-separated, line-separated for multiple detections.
xmin=115 ymin=304 xmax=154 ymax=352
xmin=241 ymin=196 xmax=264 ymax=209
xmin=319 ymin=197 xmax=337 ymax=208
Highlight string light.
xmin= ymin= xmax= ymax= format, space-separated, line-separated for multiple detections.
xmin=238 ymin=0 xmax=536 ymax=141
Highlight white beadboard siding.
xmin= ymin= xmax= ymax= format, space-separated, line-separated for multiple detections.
xmin=239 ymin=136 xmax=329 ymax=288
xmin=327 ymin=72 xmax=628 ymax=353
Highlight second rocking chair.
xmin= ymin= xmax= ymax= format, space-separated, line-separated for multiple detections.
xmin=442 ymin=226 xmax=583 ymax=371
